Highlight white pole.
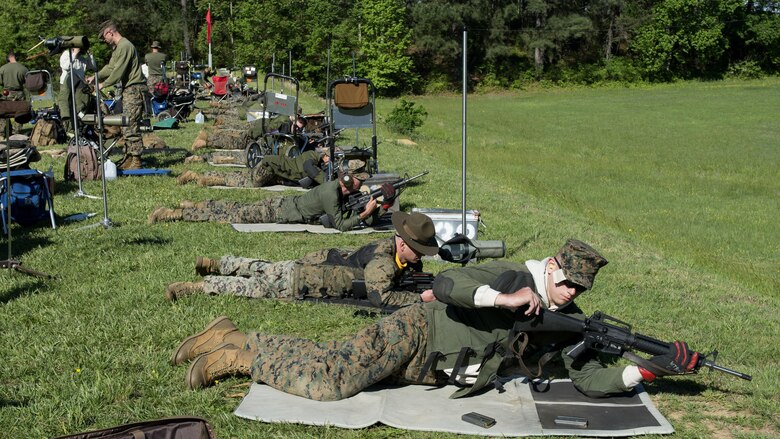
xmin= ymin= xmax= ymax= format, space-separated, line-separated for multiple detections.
xmin=461 ymin=28 xmax=467 ymax=233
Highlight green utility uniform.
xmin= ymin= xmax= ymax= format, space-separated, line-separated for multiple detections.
xmin=201 ymin=150 xmax=325 ymax=187
xmin=202 ymin=238 xmax=423 ymax=307
xmin=96 ymin=37 xmax=146 ymax=157
xmin=144 ymin=50 xmax=168 ymax=92
xmin=0 ymin=61 xmax=29 ymax=134
xmin=245 ymin=261 xmax=631 ymax=401
xmin=180 ymin=179 xmax=383 ymax=232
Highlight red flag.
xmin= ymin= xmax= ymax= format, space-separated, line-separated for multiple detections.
xmin=206 ymin=8 xmax=212 ymax=44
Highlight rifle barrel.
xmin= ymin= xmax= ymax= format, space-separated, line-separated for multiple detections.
xmin=702 ymin=360 xmax=752 ymax=381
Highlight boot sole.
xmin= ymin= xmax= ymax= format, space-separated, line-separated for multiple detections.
xmin=171 ymin=316 xmax=234 ymax=366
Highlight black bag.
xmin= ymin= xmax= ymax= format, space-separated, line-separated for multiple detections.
xmin=52 ymin=416 xmax=217 ymax=439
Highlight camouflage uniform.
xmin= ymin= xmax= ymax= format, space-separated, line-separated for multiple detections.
xmin=0 ymin=60 xmax=28 ymax=135
xmin=206 ymin=127 xmax=252 ymax=150
xmin=246 ymin=303 xmax=432 ymax=401
xmin=180 ymin=179 xmax=377 ymax=232
xmin=201 ymin=237 xmax=423 ymax=307
xmin=201 ymin=150 xmax=324 ymax=187
xmin=96 ymin=37 xmax=146 ymax=157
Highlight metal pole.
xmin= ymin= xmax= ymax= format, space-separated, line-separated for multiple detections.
xmin=68 ymin=49 xmax=94 ymax=198
xmin=4 ymin=119 xmax=11 ymax=272
xmin=461 ymin=28 xmax=467 ymax=234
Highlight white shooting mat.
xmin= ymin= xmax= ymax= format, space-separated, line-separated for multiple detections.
xmin=209 ymin=185 xmax=308 ymax=192
xmin=234 ymin=378 xmax=674 ymax=437
xmin=231 ymin=223 xmax=394 ymax=234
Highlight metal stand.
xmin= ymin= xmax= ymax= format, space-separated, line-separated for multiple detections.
xmin=67 ymin=49 xmax=99 ymax=200
xmin=78 ymin=54 xmax=113 ymax=230
xmin=2 ymin=119 xmax=54 ymax=279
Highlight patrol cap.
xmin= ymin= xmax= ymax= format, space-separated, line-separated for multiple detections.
xmin=98 ymin=20 xmax=116 ymax=41
xmin=392 ymin=211 xmax=439 ymax=256
xmin=345 ymin=159 xmax=369 ymax=181
xmin=151 ymin=40 xmax=162 ymax=49
xmin=555 ymin=239 xmax=608 ymax=290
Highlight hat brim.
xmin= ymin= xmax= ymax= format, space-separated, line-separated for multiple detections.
xmin=353 ymin=172 xmax=369 ymax=181
xmin=392 ymin=213 xmax=439 ymax=256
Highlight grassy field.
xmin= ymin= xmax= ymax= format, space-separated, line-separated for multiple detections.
xmin=1 ymin=78 xmax=778 ymax=438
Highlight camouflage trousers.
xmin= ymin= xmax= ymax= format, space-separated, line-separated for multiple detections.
xmin=0 ymin=91 xmax=26 ymax=135
xmin=202 ymin=255 xmax=362 ymax=299
xmin=207 ymin=128 xmax=251 ymax=150
xmin=181 ymin=197 xmax=285 ymax=223
xmin=146 ymin=74 xmax=163 ymax=94
xmin=121 ymin=84 xmax=145 ymax=156
xmin=246 ymin=303 xmax=434 ymax=401
xmin=202 ymin=163 xmax=273 ymax=188
xmin=202 ymin=150 xmax=247 ymax=166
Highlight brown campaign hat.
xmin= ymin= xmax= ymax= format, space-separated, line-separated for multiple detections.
xmin=556 ymin=239 xmax=608 ymax=290
xmin=392 ymin=211 xmax=439 ymax=256
xmin=151 ymin=41 xmax=162 ymax=49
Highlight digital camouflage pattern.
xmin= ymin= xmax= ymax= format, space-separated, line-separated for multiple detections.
xmin=556 ymin=239 xmax=608 ymax=289
xmin=122 ymin=84 xmax=145 ymax=155
xmin=207 ymin=128 xmax=251 ymax=150
xmin=181 ymin=198 xmax=285 ymax=223
xmin=246 ymin=304 xmax=435 ymax=401
xmin=199 ymin=150 xmax=323 ymax=188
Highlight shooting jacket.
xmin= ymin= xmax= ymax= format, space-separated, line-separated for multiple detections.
xmin=308 ymin=237 xmax=423 ymax=306
xmin=278 ymin=179 xmax=382 ymax=232
xmin=97 ymin=37 xmax=145 ymax=89
xmin=425 ymin=260 xmax=631 ymax=398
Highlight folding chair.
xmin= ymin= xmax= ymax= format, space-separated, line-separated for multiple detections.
xmin=25 ymin=70 xmax=54 ymax=103
xmin=211 ymin=75 xmax=229 ymax=102
xmin=327 ymin=77 xmax=377 ymax=175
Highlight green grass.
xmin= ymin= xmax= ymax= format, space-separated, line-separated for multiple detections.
xmin=1 ymin=78 xmax=778 ymax=438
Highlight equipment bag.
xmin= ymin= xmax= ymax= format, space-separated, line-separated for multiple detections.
xmin=30 ymin=118 xmax=66 ymax=147
xmin=153 ymin=81 xmax=170 ymax=98
xmin=2 ymin=173 xmax=51 ymax=226
xmin=64 ymin=141 xmax=101 ymax=181
xmin=52 ymin=416 xmax=217 ymax=439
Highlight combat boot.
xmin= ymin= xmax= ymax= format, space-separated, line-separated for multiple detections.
xmin=171 ymin=315 xmax=248 ymax=365
xmin=147 ymin=207 xmax=183 ymax=224
xmin=195 ymin=256 xmax=220 ymax=276
xmin=197 ymin=175 xmax=226 ymax=187
xmin=191 ymin=138 xmax=208 ymax=150
xmin=118 ymin=155 xmax=143 ymax=170
xmin=177 ymin=170 xmax=200 ymax=185
xmin=185 ymin=342 xmax=255 ymax=390
xmin=184 ymin=155 xmax=204 ymax=164
xmin=197 ymin=129 xmax=209 ymax=141
xmin=165 ymin=280 xmax=205 ymax=302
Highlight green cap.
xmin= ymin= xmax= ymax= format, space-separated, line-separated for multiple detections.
xmin=556 ymin=239 xmax=608 ymax=290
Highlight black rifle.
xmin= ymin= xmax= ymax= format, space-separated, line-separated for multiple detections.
xmin=344 ymin=171 xmax=429 ymax=213
xmin=350 ymin=271 xmax=434 ymax=299
xmin=515 ymin=309 xmax=751 ymax=381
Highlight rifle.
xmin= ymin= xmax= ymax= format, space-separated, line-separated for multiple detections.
xmin=516 ymin=309 xmax=752 ymax=381
xmin=350 ymin=271 xmax=434 ymax=299
xmin=344 ymin=171 xmax=429 ymax=213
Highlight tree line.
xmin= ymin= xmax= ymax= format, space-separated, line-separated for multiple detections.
xmin=1 ymin=0 xmax=778 ymax=95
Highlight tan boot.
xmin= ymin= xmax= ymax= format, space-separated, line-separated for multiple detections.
xmin=171 ymin=316 xmax=248 ymax=366
xmin=186 ymin=342 xmax=254 ymax=390
xmin=197 ymin=129 xmax=209 ymax=141
xmin=197 ymin=175 xmax=226 ymax=187
xmin=184 ymin=155 xmax=205 ymax=164
xmin=195 ymin=256 xmax=220 ymax=276
xmin=118 ymin=155 xmax=142 ymax=170
xmin=177 ymin=170 xmax=200 ymax=185
xmin=165 ymin=280 xmax=205 ymax=302
xmin=191 ymin=138 xmax=208 ymax=151
xmin=180 ymin=200 xmax=195 ymax=209
xmin=147 ymin=207 xmax=183 ymax=224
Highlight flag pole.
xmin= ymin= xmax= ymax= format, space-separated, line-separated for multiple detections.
xmin=206 ymin=4 xmax=213 ymax=68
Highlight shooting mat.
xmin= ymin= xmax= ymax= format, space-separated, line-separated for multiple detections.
xmin=234 ymin=377 xmax=673 ymax=437
xmin=117 ymin=169 xmax=172 ymax=177
xmin=210 ymin=184 xmax=309 ymax=192
xmin=231 ymin=222 xmax=394 ymax=234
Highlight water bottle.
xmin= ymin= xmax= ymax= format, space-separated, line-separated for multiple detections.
xmin=194 ymin=111 xmax=205 ymax=124
xmin=104 ymin=158 xmax=117 ymax=181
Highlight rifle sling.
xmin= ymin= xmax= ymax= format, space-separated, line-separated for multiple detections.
xmin=416 ymin=351 xmax=446 ymax=383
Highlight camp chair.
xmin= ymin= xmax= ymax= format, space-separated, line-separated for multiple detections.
xmin=245 ymin=73 xmax=301 ymax=168
xmin=327 ymin=77 xmax=377 ymax=175
xmin=25 ymin=70 xmax=54 ymax=103
xmin=210 ymin=75 xmax=229 ymax=102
